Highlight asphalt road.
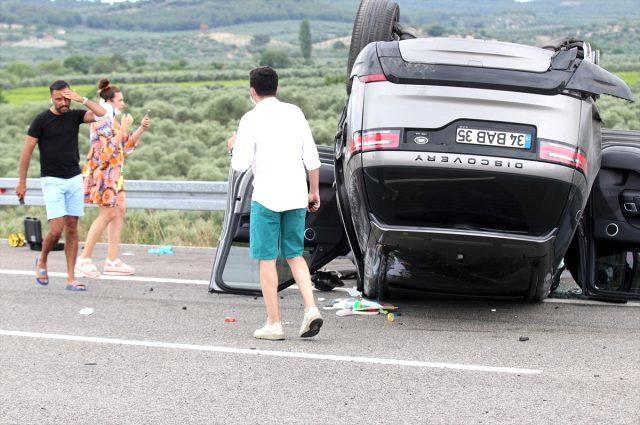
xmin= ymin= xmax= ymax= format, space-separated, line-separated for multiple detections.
xmin=1 ymin=242 xmax=639 ymax=424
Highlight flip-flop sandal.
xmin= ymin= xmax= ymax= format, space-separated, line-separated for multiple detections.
xmin=34 ymin=258 xmax=49 ymax=286
xmin=65 ymin=282 xmax=87 ymax=292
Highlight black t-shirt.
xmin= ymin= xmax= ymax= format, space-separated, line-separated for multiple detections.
xmin=27 ymin=109 xmax=87 ymax=178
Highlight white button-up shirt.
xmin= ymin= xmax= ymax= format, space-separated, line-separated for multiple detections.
xmin=231 ymin=97 xmax=321 ymax=212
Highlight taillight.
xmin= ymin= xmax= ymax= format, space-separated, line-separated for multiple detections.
xmin=539 ymin=141 xmax=587 ymax=174
xmin=350 ymin=129 xmax=401 ymax=154
xmin=358 ymin=73 xmax=387 ymax=84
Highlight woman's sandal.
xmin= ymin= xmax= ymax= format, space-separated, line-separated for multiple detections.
xmin=65 ymin=281 xmax=87 ymax=291
xmin=34 ymin=258 xmax=49 ymax=286
xmin=75 ymin=257 xmax=100 ymax=278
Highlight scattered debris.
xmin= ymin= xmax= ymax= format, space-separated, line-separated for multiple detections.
xmin=345 ymin=287 xmax=361 ymax=297
xmin=121 ymin=252 xmax=135 ymax=256
xmin=519 ymin=336 xmax=530 ymax=342
xmin=224 ymin=316 xmax=237 ymax=323
xmin=182 ymin=306 xmax=187 ymax=310
xmin=340 ymin=271 xmax=358 ymax=280
xmin=78 ymin=307 xmax=94 ymax=316
xmin=325 ymin=297 xmax=398 ymax=318
xmin=147 ymin=245 xmax=174 ymax=255
xmin=318 ymin=297 xmax=325 ymax=302
xmin=149 ymin=287 xmax=154 ymax=292
xmin=551 ymin=287 xmax=585 ymax=299
xmin=491 ymin=309 xmax=497 ymax=312
xmin=312 ymin=270 xmax=345 ymax=291
xmin=387 ymin=313 xmax=395 ymax=322
xmin=84 ymin=362 xmax=98 ymax=366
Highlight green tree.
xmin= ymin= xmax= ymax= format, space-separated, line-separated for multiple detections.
xmin=259 ymin=50 xmax=290 ymax=68
xmin=38 ymin=60 xmax=65 ymax=75
xmin=251 ymin=34 xmax=271 ymax=48
xmin=91 ymin=53 xmax=129 ymax=74
xmin=63 ymin=55 xmax=92 ymax=74
xmin=6 ymin=62 xmax=36 ymax=79
xmin=426 ymin=24 xmax=446 ymax=37
xmin=132 ymin=53 xmax=148 ymax=68
xmin=299 ymin=20 xmax=312 ymax=60
xmin=332 ymin=40 xmax=346 ymax=50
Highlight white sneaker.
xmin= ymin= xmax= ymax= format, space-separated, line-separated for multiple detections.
xmin=299 ymin=306 xmax=323 ymax=338
xmin=253 ymin=322 xmax=285 ymax=340
xmin=103 ymin=258 xmax=135 ymax=276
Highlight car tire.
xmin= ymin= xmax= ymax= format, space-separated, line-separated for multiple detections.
xmin=526 ymin=271 xmax=553 ymax=302
xmin=346 ymin=0 xmax=400 ymax=94
xmin=362 ymin=247 xmax=388 ymax=301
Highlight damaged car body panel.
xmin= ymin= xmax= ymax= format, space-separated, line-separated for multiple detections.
xmin=565 ymin=60 xmax=634 ymax=101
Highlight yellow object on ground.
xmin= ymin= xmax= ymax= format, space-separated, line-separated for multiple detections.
xmin=8 ymin=233 xmax=26 ymax=247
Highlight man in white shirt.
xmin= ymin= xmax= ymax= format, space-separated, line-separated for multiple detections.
xmin=227 ymin=66 xmax=323 ymax=340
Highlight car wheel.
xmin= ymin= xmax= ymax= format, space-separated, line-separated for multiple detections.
xmin=346 ymin=0 xmax=400 ymax=94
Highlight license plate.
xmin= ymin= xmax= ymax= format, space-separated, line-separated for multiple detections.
xmin=456 ymin=127 xmax=533 ymax=149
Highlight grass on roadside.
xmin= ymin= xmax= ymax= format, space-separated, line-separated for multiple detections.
xmin=4 ymin=80 xmax=247 ymax=105
xmin=616 ymin=71 xmax=640 ymax=88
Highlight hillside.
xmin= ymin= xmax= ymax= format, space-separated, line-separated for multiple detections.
xmin=1 ymin=0 xmax=638 ymax=31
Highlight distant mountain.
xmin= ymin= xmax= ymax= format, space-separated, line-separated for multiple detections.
xmin=0 ymin=0 xmax=637 ymax=32
xmin=0 ymin=0 xmax=352 ymax=32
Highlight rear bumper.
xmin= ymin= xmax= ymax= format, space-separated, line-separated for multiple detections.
xmin=369 ymin=216 xmax=556 ymax=296
xmin=361 ymin=150 xmax=579 ymax=237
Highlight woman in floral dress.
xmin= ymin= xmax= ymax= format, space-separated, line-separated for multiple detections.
xmin=75 ymin=78 xmax=150 ymax=277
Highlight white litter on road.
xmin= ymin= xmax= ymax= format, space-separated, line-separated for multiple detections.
xmin=0 ymin=330 xmax=543 ymax=375
xmin=78 ymin=307 xmax=94 ymax=316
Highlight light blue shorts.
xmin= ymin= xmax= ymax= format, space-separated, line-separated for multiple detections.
xmin=41 ymin=175 xmax=85 ymax=220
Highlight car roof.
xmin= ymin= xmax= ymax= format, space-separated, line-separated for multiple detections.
xmin=398 ymin=37 xmax=554 ymax=73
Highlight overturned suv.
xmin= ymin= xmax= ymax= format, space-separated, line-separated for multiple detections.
xmin=211 ymin=1 xmax=638 ymax=302
xmin=335 ymin=35 xmax=636 ymax=302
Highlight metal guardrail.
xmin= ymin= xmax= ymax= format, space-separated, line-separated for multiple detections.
xmin=0 ymin=178 xmax=229 ymax=211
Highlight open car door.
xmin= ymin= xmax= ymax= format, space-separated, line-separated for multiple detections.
xmin=209 ymin=146 xmax=350 ymax=295
xmin=566 ymin=129 xmax=640 ymax=301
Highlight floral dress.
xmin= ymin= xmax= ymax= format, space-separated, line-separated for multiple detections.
xmin=82 ymin=116 xmax=135 ymax=208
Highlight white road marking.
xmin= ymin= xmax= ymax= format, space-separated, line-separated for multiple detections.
xmin=0 ymin=330 xmax=542 ymax=375
xmin=0 ymin=269 xmax=348 ymax=291
xmin=0 ymin=269 xmax=209 ymax=286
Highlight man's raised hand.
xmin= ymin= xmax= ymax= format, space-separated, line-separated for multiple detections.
xmin=61 ymin=89 xmax=84 ymax=103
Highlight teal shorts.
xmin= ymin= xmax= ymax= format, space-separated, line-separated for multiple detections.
xmin=249 ymin=201 xmax=306 ymax=260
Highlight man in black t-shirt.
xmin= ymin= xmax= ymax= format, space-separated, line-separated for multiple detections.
xmin=15 ymin=80 xmax=106 ymax=291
